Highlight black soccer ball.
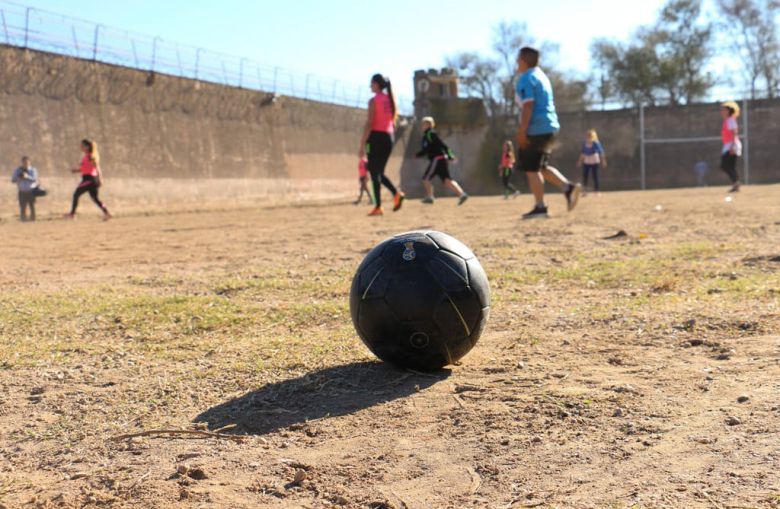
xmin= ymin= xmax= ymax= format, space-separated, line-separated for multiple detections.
xmin=349 ymin=230 xmax=490 ymax=371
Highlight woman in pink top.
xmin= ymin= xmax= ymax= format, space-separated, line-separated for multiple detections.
xmin=358 ymin=74 xmax=404 ymax=216
xmin=719 ymin=101 xmax=742 ymax=192
xmin=65 ymin=139 xmax=111 ymax=220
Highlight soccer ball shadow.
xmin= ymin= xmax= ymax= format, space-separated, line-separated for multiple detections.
xmin=194 ymin=361 xmax=449 ymax=435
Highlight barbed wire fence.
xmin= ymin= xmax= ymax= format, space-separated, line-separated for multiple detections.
xmin=0 ymin=1 xmax=413 ymax=113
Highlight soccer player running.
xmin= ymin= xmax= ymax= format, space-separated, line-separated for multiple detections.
xmin=719 ymin=101 xmax=742 ymax=193
xmin=65 ymin=138 xmax=111 ymax=220
xmin=416 ymin=116 xmax=468 ymax=205
xmin=515 ymin=47 xmax=581 ymax=219
xmin=359 ymin=74 xmax=404 ymax=216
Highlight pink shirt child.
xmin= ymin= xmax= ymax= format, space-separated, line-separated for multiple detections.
xmin=358 ymin=158 xmax=368 ymax=178
xmin=500 ymin=151 xmax=513 ymax=168
xmin=721 ymin=117 xmax=742 ymax=156
xmin=371 ymin=92 xmax=394 ymax=134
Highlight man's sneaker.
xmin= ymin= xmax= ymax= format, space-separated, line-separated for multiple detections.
xmin=421 ymin=196 xmax=435 ymax=204
xmin=458 ymin=194 xmax=469 ymax=206
xmin=367 ymin=207 xmax=384 ymax=216
xmin=512 ymin=190 xmax=521 ymax=199
xmin=565 ymin=183 xmax=582 ymax=211
xmin=522 ymin=205 xmax=549 ymax=220
xmin=392 ymin=192 xmax=405 ymax=211
xmin=729 ymin=183 xmax=741 ymax=193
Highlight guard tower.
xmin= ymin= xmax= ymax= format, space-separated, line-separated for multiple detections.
xmin=413 ymin=68 xmax=459 ymax=117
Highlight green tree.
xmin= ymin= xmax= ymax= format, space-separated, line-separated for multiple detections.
xmin=590 ymin=0 xmax=713 ymax=107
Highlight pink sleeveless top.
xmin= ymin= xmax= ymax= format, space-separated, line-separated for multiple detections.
xmin=80 ymin=154 xmax=99 ymax=177
xmin=500 ymin=151 xmax=513 ymax=168
xmin=371 ymin=92 xmax=394 ymax=134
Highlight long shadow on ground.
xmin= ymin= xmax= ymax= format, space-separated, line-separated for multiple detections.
xmin=195 ymin=361 xmax=450 ymax=435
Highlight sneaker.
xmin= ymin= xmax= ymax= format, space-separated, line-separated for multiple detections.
xmin=458 ymin=194 xmax=469 ymax=206
xmin=353 ymin=198 xmax=361 ymax=205
xmin=63 ymin=213 xmax=75 ymax=220
xmin=565 ymin=183 xmax=582 ymax=211
xmin=522 ymin=205 xmax=549 ymax=220
xmin=421 ymin=196 xmax=434 ymax=204
xmin=392 ymin=192 xmax=405 ymax=212
xmin=728 ymin=183 xmax=741 ymax=193
xmin=512 ymin=190 xmax=521 ymax=199
xmin=367 ymin=207 xmax=384 ymax=216
xmin=503 ymin=193 xmax=509 ymax=200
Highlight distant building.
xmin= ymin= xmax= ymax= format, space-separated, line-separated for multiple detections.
xmin=412 ymin=68 xmax=485 ymax=126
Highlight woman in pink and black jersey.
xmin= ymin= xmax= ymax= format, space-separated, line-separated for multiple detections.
xmin=65 ymin=139 xmax=111 ymax=220
xmin=358 ymin=74 xmax=404 ymax=216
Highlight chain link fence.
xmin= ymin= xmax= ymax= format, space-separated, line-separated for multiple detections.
xmin=0 ymin=1 xmax=412 ymax=112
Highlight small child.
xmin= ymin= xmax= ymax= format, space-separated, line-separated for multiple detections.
xmin=719 ymin=101 xmax=742 ymax=193
xmin=498 ymin=140 xmax=520 ymax=199
xmin=353 ymin=158 xmax=372 ymax=205
xmin=576 ymin=129 xmax=607 ymax=195
xmin=415 ymin=116 xmax=468 ymax=205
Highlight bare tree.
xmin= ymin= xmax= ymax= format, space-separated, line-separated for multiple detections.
xmin=717 ymin=0 xmax=780 ymax=98
xmin=448 ymin=23 xmax=590 ymax=117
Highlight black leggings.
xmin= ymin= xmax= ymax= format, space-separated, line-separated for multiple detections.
xmin=721 ymin=154 xmax=739 ymax=184
xmin=366 ymin=131 xmax=397 ymax=207
xmin=501 ymin=168 xmax=516 ymax=193
xmin=71 ymin=175 xmax=107 ymax=214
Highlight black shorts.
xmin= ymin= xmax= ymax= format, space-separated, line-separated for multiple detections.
xmin=720 ymin=153 xmax=737 ymax=173
xmin=423 ymin=158 xmax=451 ymax=182
xmin=518 ymin=133 xmax=556 ymax=172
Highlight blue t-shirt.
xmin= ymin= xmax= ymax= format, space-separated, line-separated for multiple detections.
xmin=515 ymin=67 xmax=560 ymax=136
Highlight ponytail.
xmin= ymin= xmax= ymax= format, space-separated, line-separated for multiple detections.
xmin=386 ymin=78 xmax=397 ymax=121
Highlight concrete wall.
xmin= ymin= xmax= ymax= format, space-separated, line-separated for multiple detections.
xmin=0 ymin=45 xmax=408 ymax=213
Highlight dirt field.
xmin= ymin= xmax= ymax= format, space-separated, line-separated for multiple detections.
xmin=1 ymin=184 xmax=779 ymax=509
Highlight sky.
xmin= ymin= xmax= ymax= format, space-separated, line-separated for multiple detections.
xmin=4 ymin=0 xmax=678 ymax=102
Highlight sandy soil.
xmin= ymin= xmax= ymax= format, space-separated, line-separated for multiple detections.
xmin=0 ymin=184 xmax=779 ymax=508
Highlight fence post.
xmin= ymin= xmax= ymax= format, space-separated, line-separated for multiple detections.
xmin=221 ymin=60 xmax=228 ymax=85
xmin=639 ymin=104 xmax=646 ymax=190
xmin=195 ymin=48 xmax=203 ymax=80
xmin=71 ymin=26 xmax=79 ymax=57
xmin=131 ymin=39 xmax=139 ymax=68
xmin=304 ymin=73 xmax=311 ymax=99
xmin=176 ymin=47 xmax=183 ymax=75
xmin=239 ymin=58 xmax=246 ymax=88
xmin=24 ymin=7 xmax=30 ymax=48
xmin=92 ymin=24 xmax=101 ymax=61
xmin=742 ymin=98 xmax=749 ymax=185
xmin=256 ymin=65 xmax=262 ymax=90
xmin=273 ymin=67 xmax=279 ymax=93
xmin=151 ymin=36 xmax=160 ymax=72
xmin=2 ymin=10 xmax=10 ymax=44
xmin=332 ymin=80 xmax=338 ymax=102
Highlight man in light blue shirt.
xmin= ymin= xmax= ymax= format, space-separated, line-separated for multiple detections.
xmin=515 ymin=47 xmax=581 ymax=219
xmin=11 ymin=156 xmax=40 ymax=221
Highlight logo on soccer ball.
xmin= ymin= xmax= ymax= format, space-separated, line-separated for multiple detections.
xmin=402 ymin=242 xmax=416 ymax=261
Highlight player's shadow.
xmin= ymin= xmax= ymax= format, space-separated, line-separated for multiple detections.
xmin=194 ymin=361 xmax=450 ymax=436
